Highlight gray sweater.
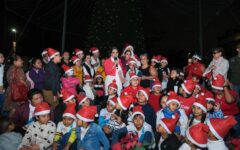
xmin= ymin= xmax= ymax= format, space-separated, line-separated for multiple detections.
xmin=0 ymin=132 xmax=22 ymax=150
xmin=229 ymin=55 xmax=240 ymax=84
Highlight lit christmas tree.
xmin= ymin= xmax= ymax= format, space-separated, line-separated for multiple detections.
xmin=86 ymin=0 xmax=144 ymax=56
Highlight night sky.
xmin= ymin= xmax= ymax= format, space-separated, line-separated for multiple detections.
xmin=1 ymin=0 xmax=240 ymax=67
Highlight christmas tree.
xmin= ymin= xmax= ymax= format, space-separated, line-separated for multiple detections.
xmin=86 ymin=0 xmax=144 ymax=56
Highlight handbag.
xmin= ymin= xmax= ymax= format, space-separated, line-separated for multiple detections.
xmin=11 ymin=82 xmax=28 ymax=102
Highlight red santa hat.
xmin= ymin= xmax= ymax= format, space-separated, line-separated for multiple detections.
xmin=204 ymin=90 xmax=215 ymax=102
xmin=76 ymin=106 xmax=97 ymax=122
xmin=186 ymin=123 xmax=209 ymax=148
xmin=181 ymin=79 xmax=196 ymax=94
xmin=193 ymin=92 xmax=207 ymax=112
xmin=124 ymin=43 xmax=134 ymax=52
xmin=76 ymin=94 xmax=88 ymax=105
xmin=159 ymin=113 xmax=179 ymax=134
xmin=160 ymin=56 xmax=168 ymax=64
xmin=117 ymin=95 xmax=134 ymax=110
xmin=132 ymin=106 xmax=145 ymax=119
xmin=166 ymin=91 xmax=181 ymax=107
xmin=127 ymin=58 xmax=136 ymax=65
xmin=129 ymin=72 xmax=138 ymax=81
xmin=95 ymin=72 xmax=103 ymax=79
xmin=152 ymin=79 xmax=161 ymax=90
xmin=207 ymin=116 xmax=237 ymax=140
xmin=108 ymin=96 xmax=117 ymax=106
xmin=109 ymin=79 xmax=118 ymax=91
xmin=73 ymin=48 xmax=83 ymax=56
xmin=63 ymin=103 xmax=76 ymax=119
xmin=61 ymin=64 xmax=72 ymax=74
xmin=137 ymin=87 xmax=150 ymax=101
xmin=192 ymin=54 xmax=202 ymax=61
xmin=90 ymin=47 xmax=99 ymax=54
xmin=84 ymin=75 xmax=92 ymax=82
xmin=61 ymin=88 xmax=75 ymax=103
xmin=41 ymin=49 xmax=48 ymax=57
xmin=70 ymin=56 xmax=80 ymax=64
xmin=34 ymin=102 xmax=50 ymax=116
xmin=47 ymin=48 xmax=60 ymax=60
xmin=151 ymin=55 xmax=160 ymax=63
xmin=211 ymin=74 xmax=225 ymax=90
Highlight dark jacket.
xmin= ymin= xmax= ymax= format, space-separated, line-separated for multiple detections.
xmin=43 ymin=61 xmax=61 ymax=96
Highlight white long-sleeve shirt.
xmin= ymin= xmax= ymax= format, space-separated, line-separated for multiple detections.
xmin=0 ymin=64 xmax=4 ymax=86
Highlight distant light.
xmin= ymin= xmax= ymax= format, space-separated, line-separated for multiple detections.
xmin=12 ymin=28 xmax=17 ymax=33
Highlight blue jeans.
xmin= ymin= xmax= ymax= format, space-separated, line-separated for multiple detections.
xmin=57 ymin=132 xmax=77 ymax=150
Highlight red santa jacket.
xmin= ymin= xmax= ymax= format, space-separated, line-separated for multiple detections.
xmin=178 ymin=95 xmax=196 ymax=117
xmin=104 ymin=57 xmax=124 ymax=76
xmin=121 ymin=85 xmax=143 ymax=103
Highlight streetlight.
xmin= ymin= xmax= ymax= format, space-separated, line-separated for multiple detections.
xmin=11 ymin=28 xmax=17 ymax=53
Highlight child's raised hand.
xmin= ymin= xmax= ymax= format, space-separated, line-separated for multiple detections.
xmin=30 ymin=144 xmax=40 ymax=150
xmin=214 ymin=102 xmax=221 ymax=111
xmin=52 ymin=143 xmax=58 ymax=150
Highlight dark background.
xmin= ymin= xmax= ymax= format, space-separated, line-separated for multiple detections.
xmin=1 ymin=0 xmax=240 ymax=68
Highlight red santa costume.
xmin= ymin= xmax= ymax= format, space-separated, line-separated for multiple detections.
xmin=90 ymin=47 xmax=100 ymax=71
xmin=104 ymin=56 xmax=124 ymax=96
xmin=149 ymin=79 xmax=162 ymax=112
xmin=121 ymin=44 xmax=141 ymax=67
xmin=185 ymin=54 xmax=204 ymax=80
xmin=207 ymin=116 xmax=237 ymax=150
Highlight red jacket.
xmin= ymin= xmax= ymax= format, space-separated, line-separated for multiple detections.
xmin=178 ymin=96 xmax=196 ymax=116
xmin=104 ymin=57 xmax=124 ymax=76
xmin=149 ymin=93 xmax=161 ymax=113
xmin=121 ymin=85 xmax=143 ymax=103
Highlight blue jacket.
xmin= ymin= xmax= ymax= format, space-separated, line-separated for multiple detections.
xmin=76 ymin=123 xmax=110 ymax=150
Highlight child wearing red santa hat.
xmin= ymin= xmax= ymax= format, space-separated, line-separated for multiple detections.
xmin=207 ymin=116 xmax=237 ymax=150
xmin=18 ymin=102 xmax=56 ymax=150
xmin=53 ymin=103 xmax=77 ymax=150
xmin=179 ymin=123 xmax=209 ymax=150
xmin=83 ymin=75 xmax=96 ymax=101
xmin=111 ymin=106 xmax=155 ymax=149
xmin=76 ymin=106 xmax=110 ymax=150
xmin=101 ymin=79 xmax=118 ymax=109
xmin=94 ymin=72 xmax=105 ymax=104
xmin=149 ymin=79 xmax=162 ymax=112
xmin=71 ymin=55 xmax=83 ymax=86
xmin=76 ymin=94 xmax=91 ymax=109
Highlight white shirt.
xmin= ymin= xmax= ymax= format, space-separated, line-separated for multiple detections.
xmin=83 ymin=83 xmax=95 ymax=100
xmin=0 ymin=64 xmax=4 ymax=86
xmin=80 ymin=126 xmax=90 ymax=140
xmin=91 ymin=56 xmax=100 ymax=71
xmin=207 ymin=139 xmax=228 ymax=150
xmin=28 ymin=103 xmax=35 ymax=122
xmin=56 ymin=121 xmax=76 ymax=135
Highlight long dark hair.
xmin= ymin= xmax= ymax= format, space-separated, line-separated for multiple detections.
xmin=189 ymin=113 xmax=206 ymax=127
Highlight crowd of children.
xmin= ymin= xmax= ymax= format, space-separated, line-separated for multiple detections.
xmin=0 ymin=44 xmax=240 ymax=150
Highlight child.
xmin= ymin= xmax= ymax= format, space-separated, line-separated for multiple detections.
xmin=83 ymin=75 xmax=96 ymax=101
xmin=158 ymin=56 xmax=170 ymax=82
xmin=71 ymin=56 xmax=83 ymax=86
xmin=73 ymin=48 xmax=84 ymax=63
xmin=156 ymin=113 xmax=181 ymax=149
xmin=112 ymin=106 xmax=155 ymax=149
xmin=18 ymin=102 xmax=56 ymax=150
xmin=76 ymin=94 xmax=91 ymax=109
xmin=159 ymin=94 xmax=168 ymax=109
xmin=96 ymin=58 xmax=106 ymax=81
xmin=207 ymin=116 xmax=237 ymax=150
xmin=149 ymin=79 xmax=162 ymax=112
xmin=189 ymin=93 xmax=207 ymax=127
xmin=0 ymin=116 xmax=22 ymax=150
xmin=121 ymin=72 xmax=143 ymax=102
xmin=76 ymin=106 xmax=110 ymax=150
xmin=167 ymin=68 xmax=182 ymax=93
xmin=136 ymin=88 xmax=156 ymax=131
xmin=156 ymin=91 xmax=188 ymax=137
xmin=178 ymin=79 xmax=197 ymax=117
xmin=99 ymin=97 xmax=117 ymax=135
xmin=53 ymin=104 xmax=77 ymax=150
xmin=179 ymin=123 xmax=209 ymax=150
xmin=101 ymin=79 xmax=118 ymax=109
xmin=94 ymin=72 xmax=105 ymax=105
xmin=205 ymin=90 xmax=224 ymax=118
xmin=61 ymin=64 xmax=80 ymax=95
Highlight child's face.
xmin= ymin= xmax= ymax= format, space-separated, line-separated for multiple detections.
xmin=81 ymin=99 xmax=90 ymax=107
xmin=133 ymin=115 xmax=144 ymax=130
xmin=130 ymin=78 xmax=139 ymax=87
xmin=193 ymin=87 xmax=201 ymax=95
xmin=170 ymin=70 xmax=179 ymax=79
xmin=31 ymin=93 xmax=43 ymax=107
xmin=106 ymin=102 xmax=115 ymax=112
xmin=53 ymin=54 xmax=62 ymax=63
xmin=192 ymin=75 xmax=200 ymax=83
xmin=75 ymin=60 xmax=81 ymax=66
xmin=137 ymin=92 xmax=147 ymax=105
xmin=62 ymin=52 xmax=70 ymax=60
xmin=208 ymin=130 xmax=217 ymax=141
xmin=161 ymin=61 xmax=167 ymax=68
xmin=128 ymin=63 xmax=135 ymax=70
xmin=168 ymin=102 xmax=178 ymax=112
xmin=37 ymin=114 xmax=50 ymax=124
xmin=63 ymin=116 xmax=74 ymax=127
xmin=97 ymin=77 xmax=103 ymax=84
xmin=108 ymin=87 xmax=116 ymax=95
xmin=116 ymin=102 xmax=122 ymax=110
xmin=192 ymin=105 xmax=204 ymax=117
xmin=207 ymin=101 xmax=214 ymax=111
xmin=153 ymin=86 xmax=161 ymax=94
xmin=78 ymin=53 xmax=84 ymax=59
xmin=85 ymin=55 xmax=91 ymax=64
xmin=0 ymin=54 xmax=5 ymax=64
xmin=33 ymin=59 xmax=43 ymax=69
xmin=77 ymin=119 xmax=83 ymax=127
xmin=160 ymin=96 xmax=168 ymax=109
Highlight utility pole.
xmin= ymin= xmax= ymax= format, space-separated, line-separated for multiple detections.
xmin=199 ymin=0 xmax=203 ymax=56
xmin=61 ymin=0 xmax=68 ymax=53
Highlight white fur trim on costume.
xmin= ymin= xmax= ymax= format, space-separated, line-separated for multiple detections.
xmin=117 ymin=97 xmax=127 ymax=110
xmin=192 ymin=55 xmax=202 ymax=61
xmin=73 ymin=58 xmax=80 ymax=64
xmin=63 ymin=113 xmax=76 ymax=120
xmin=65 ymin=68 xmax=73 ymax=75
xmin=41 ymin=51 xmax=48 ymax=57
xmin=35 ymin=110 xmax=50 ymax=116
xmin=78 ymin=97 xmax=88 ymax=105
xmin=108 ymin=99 xmax=116 ymax=106
xmin=160 ymin=59 xmax=168 ymax=63
xmin=76 ymin=114 xmax=94 ymax=122
xmin=76 ymin=51 xmax=83 ymax=55
xmin=92 ymin=49 xmax=99 ymax=54
xmin=132 ymin=112 xmax=145 ymax=119
xmin=138 ymin=90 xmax=149 ymax=100
xmin=193 ymin=102 xmax=207 ymax=113
xmin=63 ymin=95 xmax=75 ymax=103
xmin=186 ymin=128 xmax=207 ymax=148
xmin=49 ymin=52 xmax=60 ymax=59
xmin=166 ymin=99 xmax=181 ymax=107
xmin=84 ymin=79 xmax=93 ymax=82
xmin=152 ymin=84 xmax=161 ymax=89
xmin=151 ymin=59 xmax=159 ymax=63
xmin=127 ymin=60 xmax=136 ymax=65
xmin=206 ymin=98 xmax=215 ymax=102
xmin=130 ymin=75 xmax=138 ymax=81
xmin=211 ymin=85 xmax=223 ymax=91
xmin=181 ymin=83 xmax=191 ymax=94
xmin=159 ymin=120 xmax=171 ymax=134
xmin=207 ymin=119 xmax=223 ymax=140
